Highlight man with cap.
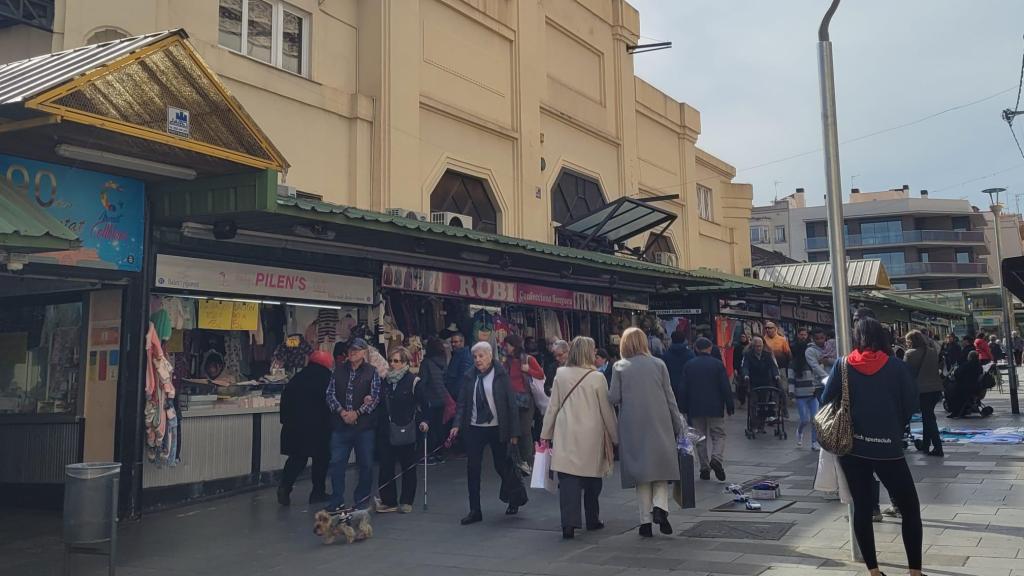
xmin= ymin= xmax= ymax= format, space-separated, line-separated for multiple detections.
xmin=676 ymin=337 xmax=734 ymax=481
xmin=325 ymin=338 xmax=382 ymax=512
xmin=278 ymin=350 xmax=334 ymax=505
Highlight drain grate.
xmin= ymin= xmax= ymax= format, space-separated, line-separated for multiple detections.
xmin=680 ymin=520 xmax=794 ymax=541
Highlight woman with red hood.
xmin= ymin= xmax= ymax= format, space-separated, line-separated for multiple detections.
xmin=821 ymin=317 xmax=922 ymax=576
xmin=278 ymin=350 xmax=334 ymax=506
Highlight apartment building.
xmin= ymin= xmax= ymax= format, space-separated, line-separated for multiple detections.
xmin=751 ymin=186 xmax=993 ymax=291
xmin=0 ymin=0 xmax=754 ymax=274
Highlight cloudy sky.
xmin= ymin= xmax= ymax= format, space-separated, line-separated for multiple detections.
xmin=630 ymin=0 xmax=1024 ymax=212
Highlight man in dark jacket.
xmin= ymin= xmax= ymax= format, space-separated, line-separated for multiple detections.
xmin=663 ymin=332 xmax=695 ymax=396
xmin=677 ymin=338 xmax=734 ymax=481
xmin=278 ymin=350 xmax=334 ymax=506
xmin=325 ymin=338 xmax=381 ymax=512
xmin=444 ymin=332 xmax=472 ymax=400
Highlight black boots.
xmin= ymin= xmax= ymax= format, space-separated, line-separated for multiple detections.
xmin=638 ymin=523 xmax=653 ymax=537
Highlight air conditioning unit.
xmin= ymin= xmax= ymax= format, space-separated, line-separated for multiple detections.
xmin=277 ymin=184 xmax=297 ymax=198
xmin=653 ymin=252 xmax=678 ymax=267
xmin=386 ymin=208 xmax=429 ymax=222
xmin=431 ymin=211 xmax=474 ymax=229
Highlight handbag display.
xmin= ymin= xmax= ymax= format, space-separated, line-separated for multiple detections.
xmin=814 ymin=359 xmax=853 ymax=456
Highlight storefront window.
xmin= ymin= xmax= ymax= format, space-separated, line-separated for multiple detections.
xmin=0 ymin=300 xmax=83 ymax=415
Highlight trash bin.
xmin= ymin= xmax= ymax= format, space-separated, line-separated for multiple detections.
xmin=64 ymin=462 xmax=120 ymax=545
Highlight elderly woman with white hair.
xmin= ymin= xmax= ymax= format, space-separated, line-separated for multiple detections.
xmin=449 ymin=341 xmax=521 ymax=525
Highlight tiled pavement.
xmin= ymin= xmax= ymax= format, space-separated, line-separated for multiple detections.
xmin=3 ymin=388 xmax=1023 ymax=576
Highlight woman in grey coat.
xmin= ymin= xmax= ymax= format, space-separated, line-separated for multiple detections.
xmin=610 ymin=327 xmax=684 ymax=537
xmin=905 ymin=330 xmax=943 ymax=457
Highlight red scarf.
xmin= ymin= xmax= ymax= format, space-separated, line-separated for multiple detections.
xmin=847 ymin=349 xmax=888 ymax=375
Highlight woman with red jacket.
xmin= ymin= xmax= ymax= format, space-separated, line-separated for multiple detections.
xmin=503 ymin=334 xmax=545 ymax=467
xmin=974 ymin=332 xmax=993 ymax=363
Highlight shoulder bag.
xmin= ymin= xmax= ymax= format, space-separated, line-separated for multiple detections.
xmin=814 ymin=359 xmax=853 ymax=456
xmin=386 ymin=376 xmax=418 ymax=446
xmin=551 ymin=370 xmax=594 ymax=425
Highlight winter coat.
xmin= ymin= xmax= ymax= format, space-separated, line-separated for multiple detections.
xmin=609 ymin=354 xmax=683 ymax=487
xmin=444 ymin=347 xmax=473 ymax=399
xmin=904 ymin=345 xmax=944 ymax=394
xmin=742 ymin=348 xmax=779 ymax=389
xmin=419 ymin=355 xmax=449 ymax=408
xmin=676 ymin=353 xmax=734 ymax=419
xmin=280 ymin=363 xmax=332 ymax=457
xmin=661 ymin=342 xmax=695 ymax=397
xmin=940 ymin=342 xmax=961 ymax=371
xmin=377 ymin=371 xmax=430 ymax=440
xmin=453 ymin=362 xmax=520 ymax=443
xmin=540 ymin=367 xmax=618 ymax=478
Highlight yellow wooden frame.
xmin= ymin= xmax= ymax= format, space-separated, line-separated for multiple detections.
xmin=23 ymin=33 xmax=288 ymax=173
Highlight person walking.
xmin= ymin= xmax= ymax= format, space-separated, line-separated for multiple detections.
xmin=676 ymin=337 xmax=734 ymax=481
xmin=503 ymin=334 xmax=545 ymax=469
xmin=445 ymin=332 xmax=472 ymax=400
xmin=1012 ymin=331 xmax=1024 ymax=367
xmin=662 ymin=332 xmax=695 ymax=401
xmin=762 ymin=322 xmax=792 ymax=414
xmin=905 ymin=331 xmax=944 ymax=457
xmin=940 ymin=333 xmax=961 ymax=375
xmin=449 ymin=342 xmax=522 ymax=525
xmin=822 ymin=317 xmax=923 ymax=576
xmin=732 ymin=333 xmax=750 ymax=407
xmin=325 ymin=338 xmax=381 ymax=513
xmin=539 ymin=336 xmax=618 ymax=540
xmin=278 ymin=350 xmax=333 ymax=506
xmin=742 ymin=336 xmax=781 ymax=402
xmin=375 ymin=347 xmax=430 ymax=514
xmin=990 ymin=334 xmax=1005 ymax=364
xmin=419 ymin=337 xmax=449 ymax=464
xmin=974 ymin=332 xmax=993 ymax=363
xmin=806 ymin=328 xmax=834 ymax=401
xmin=789 ymin=328 xmax=818 ymax=451
xmin=609 ymin=327 xmax=683 ymax=538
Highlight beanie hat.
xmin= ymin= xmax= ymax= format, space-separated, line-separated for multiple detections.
xmin=308 ymin=350 xmax=334 ymax=370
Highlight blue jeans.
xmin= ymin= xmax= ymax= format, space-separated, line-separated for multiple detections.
xmin=796 ymin=396 xmax=818 ymax=443
xmin=328 ymin=426 xmax=375 ymax=509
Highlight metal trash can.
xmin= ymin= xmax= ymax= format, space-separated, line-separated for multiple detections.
xmin=64 ymin=462 xmax=120 ymax=576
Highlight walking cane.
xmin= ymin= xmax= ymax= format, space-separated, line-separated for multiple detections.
xmin=422 ymin=437 xmax=429 ymax=511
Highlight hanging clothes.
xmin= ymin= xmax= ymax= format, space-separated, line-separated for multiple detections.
xmin=145 ymin=322 xmax=175 ymax=464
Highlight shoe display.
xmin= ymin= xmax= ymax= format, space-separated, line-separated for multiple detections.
xmin=506 ymin=504 xmax=519 ymax=515
xmin=699 ymin=468 xmax=711 ymax=480
xmin=639 ymin=523 xmax=653 ymax=537
xmin=709 ymin=459 xmax=726 ymax=482
xmin=652 ymin=507 xmax=673 ymax=535
xmin=399 ymin=504 xmax=413 ymax=514
xmin=461 ymin=511 xmax=483 ymax=525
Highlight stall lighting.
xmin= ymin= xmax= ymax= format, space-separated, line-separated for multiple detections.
xmin=287 ymin=301 xmax=343 ymax=310
xmin=55 ymin=144 xmax=197 ymax=180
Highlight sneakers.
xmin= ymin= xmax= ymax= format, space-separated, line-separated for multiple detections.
xmin=796 ymin=432 xmax=803 ymax=448
xmin=376 ymin=502 xmax=398 ymax=513
xmin=709 ymin=459 xmax=726 ymax=482
xmin=811 ymin=442 xmax=820 ymax=452
xmin=399 ymin=504 xmax=413 ymax=514
xmin=881 ymin=505 xmax=901 ymax=518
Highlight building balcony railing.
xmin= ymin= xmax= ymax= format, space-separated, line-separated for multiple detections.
xmin=886 ymin=262 xmax=989 ymax=277
xmin=805 ymin=229 xmax=985 ymax=251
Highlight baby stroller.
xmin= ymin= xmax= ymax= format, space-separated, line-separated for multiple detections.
xmin=745 ymin=386 xmax=787 ymax=440
xmin=943 ymin=365 xmax=995 ymax=418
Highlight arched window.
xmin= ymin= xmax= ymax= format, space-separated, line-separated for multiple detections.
xmin=551 ymin=169 xmax=605 ymax=225
xmin=429 ymin=170 xmax=499 ymax=233
xmin=87 ymin=28 xmax=129 ymax=44
xmin=643 ymin=233 xmax=675 ymax=259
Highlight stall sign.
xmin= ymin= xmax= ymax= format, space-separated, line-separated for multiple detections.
xmin=381 ymin=264 xmax=611 ymax=313
xmin=0 ymin=154 xmax=145 ymax=271
xmin=155 ymin=255 xmax=374 ymax=304
xmin=613 ymin=292 xmax=649 ymax=311
xmin=650 ymin=308 xmax=703 ymax=316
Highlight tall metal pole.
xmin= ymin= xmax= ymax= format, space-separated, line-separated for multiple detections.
xmin=817 ymin=0 xmax=859 ymax=562
xmin=985 ymin=190 xmax=1021 ymax=414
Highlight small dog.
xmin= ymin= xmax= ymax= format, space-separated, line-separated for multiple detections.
xmin=313 ymin=508 xmax=373 ymax=545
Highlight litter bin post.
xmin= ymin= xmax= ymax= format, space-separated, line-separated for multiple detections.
xmin=64 ymin=462 xmax=120 ymax=576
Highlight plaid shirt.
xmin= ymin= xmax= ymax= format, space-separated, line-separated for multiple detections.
xmin=326 ymin=363 xmax=381 ymax=415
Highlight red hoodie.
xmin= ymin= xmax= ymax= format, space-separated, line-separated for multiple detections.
xmin=975 ymin=338 xmax=993 ymax=362
xmin=846 ymin=348 xmax=889 ymax=375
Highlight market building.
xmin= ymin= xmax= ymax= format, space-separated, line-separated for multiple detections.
xmin=0 ymin=0 xmax=754 ymax=275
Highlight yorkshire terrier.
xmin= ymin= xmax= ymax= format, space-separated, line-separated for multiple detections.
xmin=313 ymin=508 xmax=373 ymax=545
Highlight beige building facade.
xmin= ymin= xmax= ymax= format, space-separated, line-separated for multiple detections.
xmin=2 ymin=0 xmax=752 ymax=274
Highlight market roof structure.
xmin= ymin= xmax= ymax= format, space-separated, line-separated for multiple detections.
xmin=555 ymin=196 xmax=676 ymax=253
xmin=754 ymin=259 xmax=891 ymax=290
xmin=0 ymin=178 xmax=80 ymax=252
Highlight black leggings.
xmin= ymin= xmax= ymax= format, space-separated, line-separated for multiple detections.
xmin=840 ymin=456 xmax=922 ymax=571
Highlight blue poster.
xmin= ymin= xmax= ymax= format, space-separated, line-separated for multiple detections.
xmin=0 ymin=154 xmax=144 ymax=271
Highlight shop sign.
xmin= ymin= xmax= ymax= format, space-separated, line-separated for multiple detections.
xmin=613 ymin=292 xmax=649 ymax=311
xmin=155 ymin=254 xmax=374 ymax=304
xmin=167 ymin=106 xmax=191 ymax=137
xmin=650 ymin=308 xmax=703 ymax=316
xmin=1 ymin=154 xmax=145 ymax=271
xmin=381 ymin=263 xmax=611 ymax=313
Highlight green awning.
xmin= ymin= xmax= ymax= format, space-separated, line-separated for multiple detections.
xmin=0 ymin=178 xmax=80 ymax=252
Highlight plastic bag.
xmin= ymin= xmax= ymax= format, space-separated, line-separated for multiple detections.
xmin=530 ymin=443 xmax=556 ymax=493
xmin=676 ymin=425 xmax=705 ymax=457
xmin=530 ymin=377 xmax=549 ymax=415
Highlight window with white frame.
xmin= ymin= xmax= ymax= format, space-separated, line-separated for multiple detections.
xmin=774 ymin=225 xmax=786 ymax=244
xmin=697 ymin=184 xmax=714 ymax=222
xmin=749 ymin=226 xmax=768 ymax=244
xmin=219 ymin=0 xmax=310 ymax=77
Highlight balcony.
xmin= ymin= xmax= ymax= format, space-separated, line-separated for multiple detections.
xmin=805 ymin=229 xmax=986 ymax=251
xmin=886 ymin=262 xmax=989 ymax=278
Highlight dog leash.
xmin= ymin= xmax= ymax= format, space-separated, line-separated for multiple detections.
xmin=341 ymin=440 xmax=451 ymax=513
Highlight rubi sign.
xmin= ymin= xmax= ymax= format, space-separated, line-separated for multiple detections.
xmin=381 ymin=263 xmax=611 ymax=313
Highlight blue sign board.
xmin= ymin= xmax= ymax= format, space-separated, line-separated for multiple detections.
xmin=0 ymin=154 xmax=145 ymax=271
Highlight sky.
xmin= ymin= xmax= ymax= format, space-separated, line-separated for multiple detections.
xmin=629 ymin=0 xmax=1024 ymax=212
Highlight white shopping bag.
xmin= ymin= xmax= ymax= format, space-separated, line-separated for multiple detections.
xmin=530 ymin=377 xmax=550 ymax=415
xmin=813 ymin=448 xmax=851 ymax=503
xmin=530 ymin=444 xmax=556 ymax=494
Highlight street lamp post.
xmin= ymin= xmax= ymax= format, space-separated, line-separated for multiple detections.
xmin=983 ymin=187 xmax=1021 ymax=415
xmin=817 ymin=0 xmax=860 ymax=562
